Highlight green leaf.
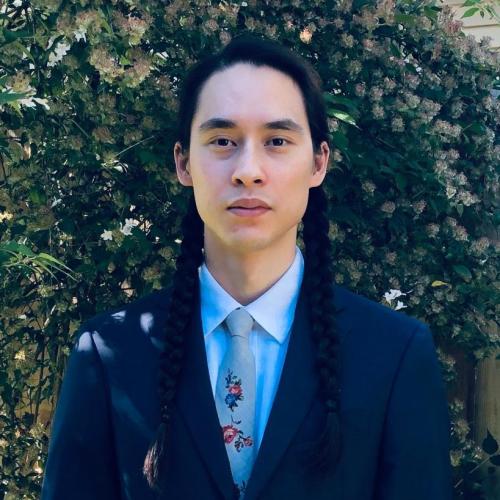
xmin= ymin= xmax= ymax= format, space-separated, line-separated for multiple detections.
xmin=431 ymin=280 xmax=450 ymax=287
xmin=323 ymin=93 xmax=359 ymax=114
xmin=461 ymin=7 xmax=479 ymax=18
xmin=330 ymin=130 xmax=349 ymax=150
xmin=423 ymin=6 xmax=440 ymax=21
xmin=0 ymin=91 xmax=30 ymax=104
xmin=11 ymin=40 xmax=36 ymax=64
xmin=34 ymin=261 xmax=57 ymax=279
xmin=97 ymin=8 xmax=114 ymax=35
xmin=137 ymin=148 xmax=160 ymax=165
xmin=464 ymin=122 xmax=486 ymax=134
xmin=453 ymin=264 xmax=472 ymax=282
xmin=353 ymin=0 xmax=372 ymax=9
xmin=482 ymin=429 xmax=499 ymax=455
xmin=373 ymin=25 xmax=395 ymax=37
xmin=37 ymin=253 xmax=74 ymax=272
xmin=394 ymin=173 xmax=407 ymax=192
xmin=394 ymin=14 xmax=416 ymax=27
xmin=329 ymin=110 xmax=358 ymax=127
xmin=390 ymin=41 xmax=401 ymax=57
xmin=28 ymin=188 xmax=47 ymax=205
xmin=1 ymin=27 xmax=32 ymax=42
xmin=462 ymin=0 xmax=480 ymax=6
xmin=0 ymin=242 xmax=36 ymax=258
xmin=333 ymin=205 xmax=363 ymax=229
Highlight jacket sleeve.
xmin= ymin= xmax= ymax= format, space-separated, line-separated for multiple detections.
xmin=41 ymin=323 xmax=122 ymax=500
xmin=374 ymin=323 xmax=454 ymax=500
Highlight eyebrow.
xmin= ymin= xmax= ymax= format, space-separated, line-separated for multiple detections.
xmin=198 ymin=117 xmax=305 ymax=134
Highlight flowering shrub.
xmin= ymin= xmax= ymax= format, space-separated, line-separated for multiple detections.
xmin=0 ymin=0 xmax=498 ymax=498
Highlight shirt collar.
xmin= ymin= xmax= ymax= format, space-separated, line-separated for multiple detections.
xmin=198 ymin=245 xmax=304 ymax=344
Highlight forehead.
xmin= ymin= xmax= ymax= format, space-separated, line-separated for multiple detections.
xmin=193 ymin=62 xmax=308 ymax=128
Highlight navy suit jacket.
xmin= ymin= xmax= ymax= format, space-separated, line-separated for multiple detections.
xmin=41 ymin=281 xmax=453 ymax=499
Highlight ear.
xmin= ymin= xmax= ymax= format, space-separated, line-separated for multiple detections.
xmin=174 ymin=141 xmax=193 ymax=186
xmin=309 ymin=141 xmax=330 ymax=188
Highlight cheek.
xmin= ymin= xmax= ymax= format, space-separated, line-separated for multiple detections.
xmin=286 ymin=170 xmax=314 ymax=211
xmin=278 ymin=167 xmax=312 ymax=197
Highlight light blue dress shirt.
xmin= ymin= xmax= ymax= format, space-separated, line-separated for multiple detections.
xmin=198 ymin=245 xmax=305 ymax=452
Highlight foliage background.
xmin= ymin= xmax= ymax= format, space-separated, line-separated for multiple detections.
xmin=0 ymin=0 xmax=499 ymax=498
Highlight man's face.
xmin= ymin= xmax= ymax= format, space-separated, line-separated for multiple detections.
xmin=174 ymin=62 xmax=329 ymax=255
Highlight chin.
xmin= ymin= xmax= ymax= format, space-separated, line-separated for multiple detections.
xmin=224 ymin=236 xmax=274 ymax=253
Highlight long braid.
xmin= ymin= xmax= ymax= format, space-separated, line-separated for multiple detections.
xmin=143 ymin=186 xmax=342 ymax=489
xmin=141 ymin=32 xmax=343 ymax=492
xmin=143 ymin=192 xmax=204 ymax=492
xmin=301 ymin=185 xmax=343 ymax=474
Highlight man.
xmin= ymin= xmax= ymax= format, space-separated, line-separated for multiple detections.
xmin=42 ymin=34 xmax=453 ymax=499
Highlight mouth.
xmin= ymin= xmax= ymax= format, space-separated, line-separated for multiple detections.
xmin=227 ymin=206 xmax=271 ymax=217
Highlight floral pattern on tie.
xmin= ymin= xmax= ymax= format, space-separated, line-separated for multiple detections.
xmin=235 ymin=480 xmax=247 ymax=498
xmin=224 ymin=369 xmax=244 ymax=411
xmin=221 ymin=417 xmax=253 ymax=452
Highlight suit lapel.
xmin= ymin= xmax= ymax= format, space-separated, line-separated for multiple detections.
xmin=175 ymin=286 xmax=235 ymax=500
xmin=244 ymin=279 xmax=316 ymax=499
xmin=244 ymin=281 xmax=352 ymax=499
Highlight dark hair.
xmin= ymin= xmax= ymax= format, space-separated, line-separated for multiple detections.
xmin=143 ymin=33 xmax=342 ymax=493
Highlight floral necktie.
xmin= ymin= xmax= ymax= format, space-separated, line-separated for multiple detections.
xmin=215 ymin=307 xmax=256 ymax=499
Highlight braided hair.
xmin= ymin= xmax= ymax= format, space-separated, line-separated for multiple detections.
xmin=143 ymin=33 xmax=342 ymax=492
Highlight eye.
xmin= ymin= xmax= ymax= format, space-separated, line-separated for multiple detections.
xmin=210 ymin=138 xmax=235 ymax=147
xmin=267 ymin=138 xmax=289 ymax=147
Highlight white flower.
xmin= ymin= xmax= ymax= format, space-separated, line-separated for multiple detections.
xmin=446 ymin=185 xmax=457 ymax=199
xmin=100 ymin=229 xmax=113 ymax=241
xmin=47 ymin=41 xmax=71 ymax=67
xmin=119 ymin=218 xmax=140 ymax=236
xmin=17 ymin=98 xmax=36 ymax=108
xmin=384 ymin=288 xmax=406 ymax=302
xmin=394 ymin=300 xmax=407 ymax=310
xmin=73 ymin=27 xmax=87 ymax=42
xmin=15 ymin=349 xmax=26 ymax=361
xmin=33 ymin=97 xmax=50 ymax=109
xmin=0 ymin=211 xmax=13 ymax=222
xmin=384 ymin=288 xmax=412 ymax=310
xmin=18 ymin=97 xmax=50 ymax=110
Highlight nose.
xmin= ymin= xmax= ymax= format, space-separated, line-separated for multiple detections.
xmin=231 ymin=141 xmax=266 ymax=186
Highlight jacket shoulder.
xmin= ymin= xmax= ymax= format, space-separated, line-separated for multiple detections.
xmin=83 ymin=287 xmax=171 ymax=328
xmin=74 ymin=287 xmax=173 ymax=355
xmin=332 ymin=283 xmax=429 ymax=342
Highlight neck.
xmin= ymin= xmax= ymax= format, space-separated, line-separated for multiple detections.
xmin=203 ymin=229 xmax=298 ymax=306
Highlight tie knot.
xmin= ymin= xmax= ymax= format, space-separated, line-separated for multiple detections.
xmin=225 ymin=307 xmax=254 ymax=340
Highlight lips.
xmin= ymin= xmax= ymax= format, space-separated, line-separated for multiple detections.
xmin=228 ymin=198 xmax=271 ymax=209
xmin=228 ymin=206 xmax=270 ymax=217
